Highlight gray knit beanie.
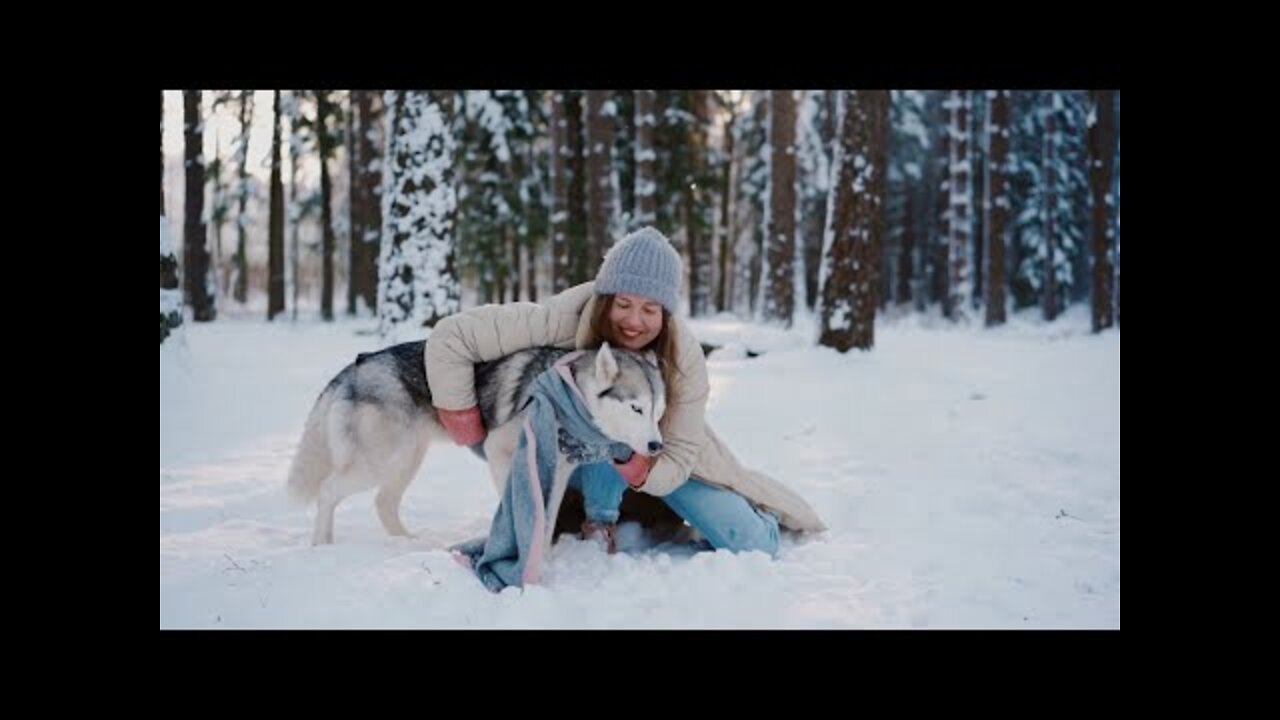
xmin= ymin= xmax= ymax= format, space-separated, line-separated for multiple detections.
xmin=593 ymin=227 xmax=683 ymax=313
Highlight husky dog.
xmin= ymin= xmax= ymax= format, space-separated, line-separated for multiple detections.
xmin=286 ymin=341 xmax=666 ymax=545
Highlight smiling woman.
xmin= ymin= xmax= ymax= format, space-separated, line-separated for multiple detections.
xmin=608 ymin=294 xmax=663 ymax=350
xmin=423 ymin=225 xmax=827 ymax=567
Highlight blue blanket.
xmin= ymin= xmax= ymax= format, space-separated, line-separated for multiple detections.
xmin=451 ymin=352 xmax=631 ymax=592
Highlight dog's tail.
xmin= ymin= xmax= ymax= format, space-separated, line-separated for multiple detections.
xmin=286 ymin=391 xmax=334 ymax=505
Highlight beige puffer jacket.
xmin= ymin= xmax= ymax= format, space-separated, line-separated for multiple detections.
xmin=423 ymin=281 xmax=826 ymax=532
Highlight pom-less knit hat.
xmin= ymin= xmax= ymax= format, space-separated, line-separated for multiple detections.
xmin=593 ymin=227 xmax=683 ymax=313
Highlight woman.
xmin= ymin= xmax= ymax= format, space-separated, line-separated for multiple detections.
xmin=425 ymin=227 xmax=825 ymax=556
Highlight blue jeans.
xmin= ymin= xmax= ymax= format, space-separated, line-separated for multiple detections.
xmin=567 ymin=462 xmax=781 ymax=557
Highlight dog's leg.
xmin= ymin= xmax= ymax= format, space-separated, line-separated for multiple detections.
xmin=375 ymin=435 xmax=429 ymax=538
xmin=312 ymin=477 xmax=341 ymax=545
xmin=312 ymin=401 xmax=361 ymax=546
xmin=483 ymin=420 xmax=523 ymax=496
xmin=375 ymin=486 xmax=412 ymax=537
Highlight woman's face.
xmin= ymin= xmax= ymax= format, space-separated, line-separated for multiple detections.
xmin=608 ymin=293 xmax=664 ymax=351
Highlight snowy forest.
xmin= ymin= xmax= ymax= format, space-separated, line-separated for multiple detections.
xmin=160 ymin=89 xmax=1120 ymax=628
xmin=160 ymin=90 xmax=1120 ymax=347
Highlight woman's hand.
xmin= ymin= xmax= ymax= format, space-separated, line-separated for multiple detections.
xmin=437 ymin=406 xmax=487 ymax=446
xmin=614 ymin=452 xmax=654 ymax=488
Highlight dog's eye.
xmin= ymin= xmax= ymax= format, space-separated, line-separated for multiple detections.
xmin=631 ymin=404 xmax=643 ymax=415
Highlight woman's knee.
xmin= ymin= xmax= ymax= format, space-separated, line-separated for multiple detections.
xmin=713 ymin=511 xmax=780 ymax=556
xmin=665 ymin=480 xmax=781 ymax=557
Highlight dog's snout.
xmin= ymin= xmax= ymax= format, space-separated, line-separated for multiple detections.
xmin=647 ymin=440 xmax=663 ymax=454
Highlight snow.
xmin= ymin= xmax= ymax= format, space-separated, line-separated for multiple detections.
xmin=161 ymin=306 xmax=1119 ymax=628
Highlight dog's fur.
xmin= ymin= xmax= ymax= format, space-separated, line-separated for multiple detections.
xmin=286 ymin=341 xmax=665 ymax=545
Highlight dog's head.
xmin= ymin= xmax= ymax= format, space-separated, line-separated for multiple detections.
xmin=574 ymin=342 xmax=666 ymax=458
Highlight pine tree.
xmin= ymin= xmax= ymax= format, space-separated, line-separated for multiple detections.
xmin=818 ymin=91 xmax=886 ymax=351
xmin=945 ymin=90 xmax=973 ymax=322
xmin=378 ymin=91 xmax=460 ymax=340
xmin=887 ymin=90 xmax=931 ymax=307
xmin=1011 ymin=91 xmax=1090 ymax=316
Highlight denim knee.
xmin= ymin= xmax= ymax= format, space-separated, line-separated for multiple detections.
xmin=662 ymin=479 xmax=781 ymax=557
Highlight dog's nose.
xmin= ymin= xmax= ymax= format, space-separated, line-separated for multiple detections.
xmin=647 ymin=441 xmax=663 ymax=454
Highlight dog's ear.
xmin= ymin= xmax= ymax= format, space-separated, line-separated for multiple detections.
xmin=643 ymin=350 xmax=659 ymax=368
xmin=595 ymin=341 xmax=620 ymax=386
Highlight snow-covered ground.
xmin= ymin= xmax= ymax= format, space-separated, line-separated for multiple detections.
xmin=160 ymin=303 xmax=1119 ymax=628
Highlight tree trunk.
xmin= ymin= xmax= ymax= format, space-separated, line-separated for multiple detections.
xmin=634 ymin=90 xmax=658 ymax=227
xmin=268 ymin=89 xmax=286 ymax=320
xmin=1114 ymin=138 xmax=1120 ymax=328
xmin=585 ymin=90 xmax=615 ymax=274
xmin=347 ymin=90 xmax=361 ymax=316
xmin=347 ymin=90 xmax=382 ymax=316
xmin=896 ymin=189 xmax=915 ymax=304
xmin=549 ymin=91 xmax=570 ymax=293
xmin=233 ymin=90 xmax=252 ymax=304
xmin=565 ymin=91 xmax=588 ymax=285
xmin=970 ymin=95 xmax=984 ymax=311
xmin=946 ymin=90 xmax=971 ymax=321
xmin=763 ymin=90 xmax=797 ymax=326
xmin=870 ymin=90 xmax=889 ymax=312
xmin=985 ymin=90 xmax=1010 ymax=326
xmin=717 ymin=108 xmax=735 ymax=313
xmin=317 ymin=90 xmax=336 ymax=321
xmin=933 ymin=94 xmax=951 ymax=310
xmin=818 ymin=91 xmax=882 ymax=352
xmin=289 ymin=91 xmax=302 ymax=321
xmin=183 ymin=90 xmax=215 ymax=321
xmin=1088 ymin=89 xmax=1116 ymax=332
xmin=1042 ymin=96 xmax=1059 ymax=321
xmin=687 ymin=90 xmax=711 ymax=317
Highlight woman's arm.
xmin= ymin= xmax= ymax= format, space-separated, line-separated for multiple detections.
xmin=424 ymin=282 xmax=594 ymax=413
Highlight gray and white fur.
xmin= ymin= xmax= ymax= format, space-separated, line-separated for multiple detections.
xmin=286 ymin=341 xmax=665 ymax=545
